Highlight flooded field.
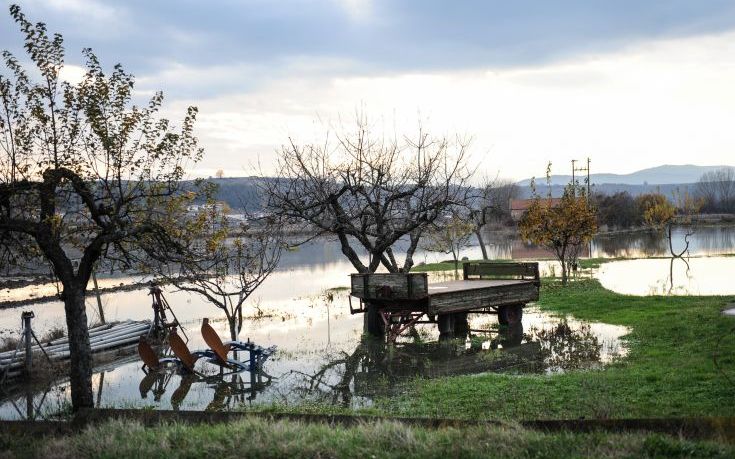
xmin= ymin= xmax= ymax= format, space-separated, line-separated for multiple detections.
xmin=2 ymin=224 xmax=734 ymax=420
xmin=0 ymin=293 xmax=628 ymax=420
xmin=597 ymin=256 xmax=735 ymax=296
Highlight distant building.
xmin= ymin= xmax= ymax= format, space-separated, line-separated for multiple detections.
xmin=509 ymin=198 xmax=562 ymax=221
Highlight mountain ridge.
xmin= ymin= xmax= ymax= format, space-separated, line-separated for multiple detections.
xmin=516 ymin=164 xmax=732 ymax=187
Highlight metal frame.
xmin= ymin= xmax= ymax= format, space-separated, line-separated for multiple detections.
xmin=380 ymin=310 xmax=427 ymax=344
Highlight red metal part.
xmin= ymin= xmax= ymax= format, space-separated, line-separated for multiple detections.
xmin=380 ymin=310 xmax=426 ymax=344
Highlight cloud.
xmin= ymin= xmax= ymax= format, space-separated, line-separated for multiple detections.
xmin=59 ymin=63 xmax=86 ymax=84
xmin=27 ymin=0 xmax=117 ymax=19
xmin=3 ymin=1 xmax=735 ymax=180
xmin=5 ymin=0 xmax=735 ymax=84
xmin=171 ymin=29 xmax=735 ymax=180
xmin=333 ymin=0 xmax=374 ymax=21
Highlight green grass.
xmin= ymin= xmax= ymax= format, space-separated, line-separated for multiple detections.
xmin=372 ymin=279 xmax=735 ymax=420
xmin=3 ymin=417 xmax=734 ymax=458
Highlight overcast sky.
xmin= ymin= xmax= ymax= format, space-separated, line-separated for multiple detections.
xmin=2 ymin=0 xmax=735 ymax=180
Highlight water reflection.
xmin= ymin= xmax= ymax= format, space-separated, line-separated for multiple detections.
xmin=139 ymin=370 xmax=273 ymax=411
xmin=280 ymin=317 xmax=623 ymax=407
xmin=0 ymin=299 xmax=628 ymax=419
xmin=597 ymin=256 xmax=735 ymax=296
xmin=590 ymin=225 xmax=735 ymax=258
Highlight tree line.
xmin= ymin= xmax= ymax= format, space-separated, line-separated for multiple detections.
xmin=593 ymin=168 xmax=734 ymax=231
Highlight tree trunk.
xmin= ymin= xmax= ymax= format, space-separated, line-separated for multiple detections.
xmin=229 ymin=320 xmax=237 ymax=341
xmin=558 ymin=244 xmax=569 ymax=285
xmin=225 ymin=310 xmax=238 ymax=341
xmin=63 ymin=285 xmax=94 ymax=410
xmin=474 ymin=229 xmax=488 ymax=260
xmin=667 ymin=223 xmax=675 ymax=257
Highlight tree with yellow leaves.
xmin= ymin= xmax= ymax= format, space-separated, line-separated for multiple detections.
xmin=519 ymin=183 xmax=597 ymax=285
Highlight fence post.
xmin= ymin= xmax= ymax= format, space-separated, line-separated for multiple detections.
xmin=21 ymin=311 xmax=34 ymax=376
xmin=92 ymin=271 xmax=106 ymax=325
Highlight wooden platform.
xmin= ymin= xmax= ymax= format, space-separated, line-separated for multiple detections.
xmin=350 ymin=262 xmax=541 ymax=341
xmin=350 ymin=262 xmax=540 ymax=316
xmin=426 ymin=278 xmax=538 ymax=315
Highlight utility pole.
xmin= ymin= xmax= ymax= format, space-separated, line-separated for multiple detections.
xmin=572 ymin=157 xmax=591 ymax=203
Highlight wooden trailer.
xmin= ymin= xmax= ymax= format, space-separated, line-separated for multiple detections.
xmin=349 ymin=262 xmax=540 ymax=342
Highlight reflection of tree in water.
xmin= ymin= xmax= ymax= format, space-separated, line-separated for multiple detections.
xmin=667 ymin=256 xmax=692 ymax=295
xmin=593 ymin=231 xmax=667 ymax=258
xmin=286 ymin=320 xmax=608 ymax=406
xmin=530 ymin=321 xmax=601 ymax=372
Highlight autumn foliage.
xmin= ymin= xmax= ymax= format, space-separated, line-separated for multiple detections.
xmin=519 ymin=185 xmax=597 ymax=285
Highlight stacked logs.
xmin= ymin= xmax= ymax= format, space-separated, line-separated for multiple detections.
xmin=0 ymin=320 xmax=150 ymax=381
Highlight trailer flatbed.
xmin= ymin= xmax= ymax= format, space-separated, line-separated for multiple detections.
xmin=349 ymin=262 xmax=540 ymax=342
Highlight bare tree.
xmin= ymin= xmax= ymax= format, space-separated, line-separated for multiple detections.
xmin=696 ymin=167 xmax=735 ymax=213
xmin=0 ymin=6 xmax=202 ymax=409
xmin=263 ymin=114 xmax=473 ymax=273
xmin=151 ymin=200 xmax=283 ymax=341
xmin=422 ymin=212 xmax=475 ymax=272
xmin=467 ymin=177 xmax=518 ymax=259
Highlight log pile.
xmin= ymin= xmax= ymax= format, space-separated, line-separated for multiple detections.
xmin=0 ymin=320 xmax=150 ymax=381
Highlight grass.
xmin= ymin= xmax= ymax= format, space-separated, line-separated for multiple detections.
xmin=0 ymin=336 xmax=19 ymax=353
xmin=3 ymin=417 xmax=734 ymax=458
xmin=371 ymin=279 xmax=735 ymax=420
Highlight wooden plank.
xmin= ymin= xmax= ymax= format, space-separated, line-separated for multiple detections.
xmin=428 ymin=282 xmax=539 ymax=315
xmin=427 ymin=279 xmax=528 ymax=294
xmin=350 ymin=273 xmax=428 ymax=300
xmin=463 ymin=262 xmax=540 ymax=283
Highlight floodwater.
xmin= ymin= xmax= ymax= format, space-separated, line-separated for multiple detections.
xmin=591 ymin=225 xmax=735 ymax=258
xmin=0 ymin=295 xmax=628 ymax=420
xmin=3 ymin=224 xmax=734 ymax=419
xmin=0 ymin=261 xmax=629 ymax=420
xmin=597 ymin=256 xmax=735 ymax=296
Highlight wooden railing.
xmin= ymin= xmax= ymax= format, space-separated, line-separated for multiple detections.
xmin=462 ymin=262 xmax=540 ymax=285
xmin=350 ymin=272 xmax=429 ymax=300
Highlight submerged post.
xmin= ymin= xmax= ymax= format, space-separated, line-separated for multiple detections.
xmin=92 ymin=270 xmax=106 ymax=325
xmin=21 ymin=311 xmax=34 ymax=376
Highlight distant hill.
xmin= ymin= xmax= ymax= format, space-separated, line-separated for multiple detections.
xmin=183 ymin=176 xmax=263 ymax=211
xmin=515 ymin=183 xmax=697 ymax=199
xmin=193 ymin=164 xmax=733 ymax=210
xmin=516 ymin=164 xmax=730 ymax=187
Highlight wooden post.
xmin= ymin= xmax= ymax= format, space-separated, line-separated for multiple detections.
xmin=92 ymin=271 xmax=106 ymax=325
xmin=21 ymin=311 xmax=34 ymax=376
xmin=26 ymin=390 xmax=33 ymax=420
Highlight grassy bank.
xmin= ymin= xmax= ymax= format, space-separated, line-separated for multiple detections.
xmin=372 ymin=279 xmax=735 ymax=420
xmin=3 ymin=417 xmax=735 ymax=458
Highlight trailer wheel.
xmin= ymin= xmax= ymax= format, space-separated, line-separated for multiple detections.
xmin=498 ymin=304 xmax=523 ymax=326
xmin=365 ymin=304 xmax=385 ymax=337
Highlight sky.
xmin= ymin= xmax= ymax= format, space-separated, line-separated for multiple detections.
xmin=1 ymin=0 xmax=735 ymax=181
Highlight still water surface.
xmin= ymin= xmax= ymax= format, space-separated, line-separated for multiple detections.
xmin=2 ymin=225 xmax=735 ymax=419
